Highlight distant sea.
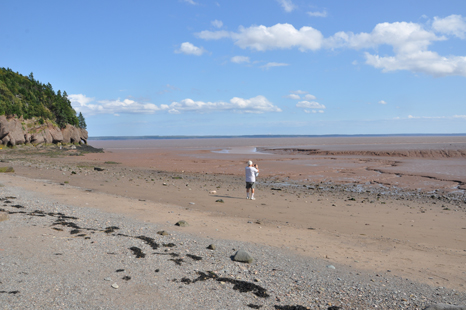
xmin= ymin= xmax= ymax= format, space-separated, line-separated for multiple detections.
xmin=88 ymin=133 xmax=466 ymax=141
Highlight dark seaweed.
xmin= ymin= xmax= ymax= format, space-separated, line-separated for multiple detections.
xmin=129 ymin=247 xmax=146 ymax=258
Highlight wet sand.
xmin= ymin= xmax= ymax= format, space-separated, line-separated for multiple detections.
xmin=2 ymin=135 xmax=466 ymax=292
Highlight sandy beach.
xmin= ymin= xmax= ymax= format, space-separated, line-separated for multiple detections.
xmin=1 ymin=136 xmax=466 ymax=309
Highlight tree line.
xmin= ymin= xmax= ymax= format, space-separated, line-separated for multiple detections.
xmin=0 ymin=67 xmax=86 ymax=129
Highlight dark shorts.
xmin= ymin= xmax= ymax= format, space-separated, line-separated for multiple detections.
xmin=246 ymin=182 xmax=255 ymax=189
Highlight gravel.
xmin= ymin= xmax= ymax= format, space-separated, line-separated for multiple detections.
xmin=0 ymin=183 xmax=465 ymax=309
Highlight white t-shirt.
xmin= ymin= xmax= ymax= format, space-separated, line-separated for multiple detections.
xmin=245 ymin=166 xmax=258 ymax=182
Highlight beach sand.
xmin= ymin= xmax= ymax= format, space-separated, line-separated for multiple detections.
xmin=1 ymin=136 xmax=465 ymax=309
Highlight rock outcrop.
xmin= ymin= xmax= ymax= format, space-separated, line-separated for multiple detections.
xmin=0 ymin=116 xmax=87 ymax=146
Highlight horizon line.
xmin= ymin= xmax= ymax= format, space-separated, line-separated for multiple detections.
xmin=88 ymin=133 xmax=466 ymax=140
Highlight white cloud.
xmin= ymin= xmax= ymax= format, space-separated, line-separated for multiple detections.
xmin=379 ymin=100 xmax=387 ymax=104
xmin=304 ymin=94 xmax=316 ymax=100
xmin=70 ymin=94 xmax=281 ymax=115
xmin=292 ymin=90 xmax=308 ymax=94
xmin=284 ymin=94 xmax=300 ymax=99
xmin=196 ymin=23 xmax=323 ymax=51
xmin=261 ymin=62 xmax=289 ymax=69
xmin=277 ymin=0 xmax=295 ymax=12
xmin=175 ymin=42 xmax=207 ymax=56
xmin=296 ymin=101 xmax=326 ymax=109
xmin=70 ymin=95 xmax=163 ymax=116
xmin=211 ymin=20 xmax=223 ymax=28
xmin=432 ymin=14 xmax=466 ymax=39
xmin=453 ymin=115 xmax=466 ymax=119
xmin=307 ymin=10 xmax=327 ymax=17
xmin=68 ymin=94 xmax=94 ymax=106
xmin=168 ymin=95 xmax=282 ymax=114
xmin=325 ymin=19 xmax=466 ymax=77
xmin=231 ymin=56 xmax=250 ymax=64
xmin=196 ymin=16 xmax=466 ymax=77
xmin=182 ymin=0 xmax=197 ymax=5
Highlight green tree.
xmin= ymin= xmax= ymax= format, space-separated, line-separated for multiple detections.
xmin=78 ymin=112 xmax=87 ymax=129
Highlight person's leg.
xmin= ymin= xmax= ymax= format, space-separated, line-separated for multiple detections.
xmin=251 ymin=188 xmax=255 ymax=200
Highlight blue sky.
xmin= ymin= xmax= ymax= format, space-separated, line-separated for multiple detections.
xmin=1 ymin=0 xmax=465 ymax=136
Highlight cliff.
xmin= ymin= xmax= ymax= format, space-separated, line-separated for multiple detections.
xmin=0 ymin=115 xmax=87 ymax=146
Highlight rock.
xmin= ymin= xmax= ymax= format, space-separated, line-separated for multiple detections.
xmin=207 ymin=244 xmax=216 ymax=250
xmin=49 ymin=127 xmax=64 ymax=143
xmin=111 ymin=283 xmax=119 ymax=289
xmin=61 ymin=124 xmax=81 ymax=144
xmin=94 ymin=167 xmax=105 ymax=171
xmin=423 ymin=304 xmax=466 ymax=310
xmin=215 ymin=199 xmax=224 ymax=203
xmin=175 ymin=220 xmax=189 ymax=227
xmin=0 ymin=167 xmax=15 ymax=173
xmin=104 ymin=277 xmax=112 ymax=281
xmin=326 ymin=265 xmax=336 ymax=269
xmin=0 ymin=212 xmax=9 ymax=222
xmin=233 ymin=250 xmax=254 ymax=263
xmin=209 ymin=190 xmax=217 ymax=194
xmin=157 ymin=230 xmax=169 ymax=236
xmin=24 ymin=133 xmax=32 ymax=143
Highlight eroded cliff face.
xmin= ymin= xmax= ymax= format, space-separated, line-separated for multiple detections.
xmin=0 ymin=116 xmax=87 ymax=146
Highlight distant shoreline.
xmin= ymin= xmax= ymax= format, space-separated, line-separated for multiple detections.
xmin=88 ymin=133 xmax=466 ymax=140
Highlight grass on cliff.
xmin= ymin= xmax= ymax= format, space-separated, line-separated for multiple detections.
xmin=0 ymin=144 xmax=103 ymax=158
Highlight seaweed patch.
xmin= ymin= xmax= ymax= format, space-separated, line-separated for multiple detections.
xmin=129 ymin=247 xmax=146 ymax=258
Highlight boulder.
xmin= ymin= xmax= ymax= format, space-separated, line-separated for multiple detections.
xmin=49 ymin=127 xmax=63 ymax=143
xmin=62 ymin=124 xmax=81 ymax=143
xmin=233 ymin=250 xmax=254 ymax=263
xmin=80 ymin=128 xmax=88 ymax=144
xmin=30 ymin=133 xmax=45 ymax=144
xmin=10 ymin=120 xmax=26 ymax=145
xmin=2 ymin=135 xmax=10 ymax=145
xmin=24 ymin=133 xmax=32 ymax=143
xmin=0 ymin=115 xmax=12 ymax=139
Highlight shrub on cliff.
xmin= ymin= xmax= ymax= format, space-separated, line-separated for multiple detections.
xmin=0 ymin=68 xmax=85 ymax=129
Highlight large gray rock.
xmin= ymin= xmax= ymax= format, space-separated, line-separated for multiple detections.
xmin=80 ymin=128 xmax=88 ymax=144
xmin=233 ymin=250 xmax=254 ymax=263
xmin=62 ymin=124 xmax=81 ymax=143
xmin=0 ymin=115 xmax=13 ymax=139
xmin=49 ymin=127 xmax=63 ymax=143
xmin=424 ymin=304 xmax=466 ymax=310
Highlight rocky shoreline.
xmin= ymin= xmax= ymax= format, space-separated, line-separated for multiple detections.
xmin=1 ymin=179 xmax=465 ymax=309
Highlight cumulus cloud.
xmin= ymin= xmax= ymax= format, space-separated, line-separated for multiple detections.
xmin=296 ymin=101 xmax=326 ymax=109
xmin=304 ymin=94 xmax=316 ymax=100
xmin=325 ymin=19 xmax=466 ymax=77
xmin=432 ymin=14 xmax=466 ymax=39
xmin=196 ymin=15 xmax=466 ymax=77
xmin=261 ymin=62 xmax=289 ymax=69
xmin=211 ymin=20 xmax=223 ymax=28
xmin=182 ymin=0 xmax=197 ymax=5
xmin=379 ymin=100 xmax=387 ymax=104
xmin=196 ymin=23 xmax=323 ymax=51
xmin=277 ymin=0 xmax=295 ymax=12
xmin=231 ymin=55 xmax=250 ymax=64
xmin=69 ymin=94 xmax=164 ymax=116
xmin=175 ymin=42 xmax=207 ymax=56
xmin=291 ymin=90 xmax=308 ymax=94
xmin=70 ymin=94 xmax=281 ymax=115
xmin=284 ymin=94 xmax=300 ymax=99
xmin=167 ymin=95 xmax=281 ymax=114
xmin=307 ymin=10 xmax=327 ymax=17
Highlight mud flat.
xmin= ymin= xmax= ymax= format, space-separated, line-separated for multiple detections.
xmin=0 ymin=137 xmax=465 ymax=308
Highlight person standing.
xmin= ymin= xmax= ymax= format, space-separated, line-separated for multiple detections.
xmin=245 ymin=160 xmax=259 ymax=200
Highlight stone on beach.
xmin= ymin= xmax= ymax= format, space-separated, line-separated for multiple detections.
xmin=175 ymin=220 xmax=189 ymax=227
xmin=233 ymin=250 xmax=254 ymax=263
xmin=157 ymin=230 xmax=169 ymax=236
xmin=207 ymin=244 xmax=216 ymax=250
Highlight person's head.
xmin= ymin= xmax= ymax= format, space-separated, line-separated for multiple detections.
xmin=247 ymin=160 xmax=253 ymax=166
